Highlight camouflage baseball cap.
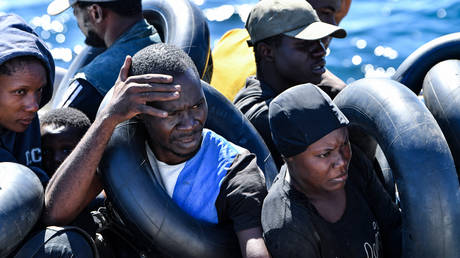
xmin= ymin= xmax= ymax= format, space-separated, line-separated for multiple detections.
xmin=246 ymin=0 xmax=346 ymax=46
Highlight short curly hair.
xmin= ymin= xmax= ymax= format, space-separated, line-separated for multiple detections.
xmin=130 ymin=43 xmax=199 ymax=79
xmin=40 ymin=108 xmax=91 ymax=130
xmin=0 ymin=56 xmax=45 ymax=76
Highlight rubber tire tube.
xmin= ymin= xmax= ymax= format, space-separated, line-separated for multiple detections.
xmin=202 ymin=81 xmax=278 ymax=188
xmin=423 ymin=59 xmax=460 ymax=174
xmin=0 ymin=162 xmax=44 ymax=257
xmin=392 ymin=32 xmax=460 ymax=95
xmin=142 ymin=0 xmax=211 ymax=80
xmin=333 ymin=78 xmax=460 ymax=258
xmin=374 ymin=144 xmax=396 ymax=201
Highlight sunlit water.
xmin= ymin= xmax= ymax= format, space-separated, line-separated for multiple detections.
xmin=1 ymin=0 xmax=459 ymax=81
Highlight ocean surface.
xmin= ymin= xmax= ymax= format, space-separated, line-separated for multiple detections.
xmin=1 ymin=0 xmax=459 ymax=82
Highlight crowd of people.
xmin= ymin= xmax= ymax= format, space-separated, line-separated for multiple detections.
xmin=0 ymin=0 xmax=403 ymax=257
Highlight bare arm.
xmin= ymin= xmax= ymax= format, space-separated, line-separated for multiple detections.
xmin=43 ymin=56 xmax=180 ymax=226
xmin=237 ymin=227 xmax=271 ymax=258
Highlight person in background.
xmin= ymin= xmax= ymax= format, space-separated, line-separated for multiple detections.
xmin=211 ymin=0 xmax=352 ymax=101
xmin=0 ymin=13 xmax=96 ymax=257
xmin=233 ymin=0 xmax=346 ymax=169
xmin=0 ymin=14 xmax=54 ymax=185
xmin=262 ymin=83 xmax=401 ymax=258
xmin=335 ymin=0 xmax=352 ymax=24
xmin=47 ymin=0 xmax=161 ymax=121
xmin=44 ymin=43 xmax=270 ymax=257
xmin=40 ymin=107 xmax=90 ymax=177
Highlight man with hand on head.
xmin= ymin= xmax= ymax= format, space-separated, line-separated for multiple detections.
xmin=234 ymin=0 xmax=347 ymax=169
xmin=44 ymin=43 xmax=270 ymax=258
xmin=47 ymin=0 xmax=161 ymax=121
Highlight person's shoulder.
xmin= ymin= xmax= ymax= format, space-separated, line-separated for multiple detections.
xmin=201 ymin=130 xmax=256 ymax=170
xmin=263 ymin=172 xmax=294 ymax=226
xmin=202 ymin=129 xmax=243 ymax=153
xmin=234 ymin=77 xmax=264 ymax=104
xmin=317 ymin=68 xmax=347 ymax=99
xmin=263 ymin=169 xmax=317 ymax=230
xmin=234 ymin=77 xmax=274 ymax=123
xmin=227 ymin=149 xmax=265 ymax=183
xmin=262 ymin=173 xmax=288 ymax=227
xmin=262 ymin=173 xmax=319 ymax=257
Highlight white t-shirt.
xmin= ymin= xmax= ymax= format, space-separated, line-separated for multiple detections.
xmin=145 ymin=141 xmax=185 ymax=197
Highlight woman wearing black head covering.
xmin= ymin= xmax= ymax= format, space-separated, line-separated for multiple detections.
xmin=261 ymin=84 xmax=401 ymax=258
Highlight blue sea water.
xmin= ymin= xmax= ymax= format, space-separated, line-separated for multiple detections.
xmin=0 ymin=0 xmax=459 ymax=82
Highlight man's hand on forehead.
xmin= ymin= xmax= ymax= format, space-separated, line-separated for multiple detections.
xmin=101 ymin=56 xmax=181 ymax=125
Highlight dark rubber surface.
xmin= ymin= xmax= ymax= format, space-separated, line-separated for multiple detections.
xmin=423 ymin=59 xmax=460 ymax=174
xmin=0 ymin=162 xmax=43 ymax=257
xmin=392 ymin=32 xmax=460 ymax=94
xmin=333 ymin=78 xmax=460 ymax=258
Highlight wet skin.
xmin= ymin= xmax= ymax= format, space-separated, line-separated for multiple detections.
xmin=41 ymin=124 xmax=86 ymax=177
xmin=309 ymin=0 xmax=342 ymax=48
xmin=72 ymin=3 xmax=106 ymax=47
xmin=272 ymin=35 xmax=327 ymax=86
xmin=287 ymin=127 xmax=352 ymax=198
xmin=0 ymin=61 xmax=47 ymax=133
xmin=263 ymin=0 xmax=345 ymax=92
xmin=142 ymin=68 xmax=208 ymax=165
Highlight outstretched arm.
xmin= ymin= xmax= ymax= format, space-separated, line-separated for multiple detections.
xmin=43 ymin=56 xmax=180 ymax=226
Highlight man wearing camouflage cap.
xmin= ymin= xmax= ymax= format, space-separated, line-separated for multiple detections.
xmin=234 ymin=0 xmax=347 ymax=169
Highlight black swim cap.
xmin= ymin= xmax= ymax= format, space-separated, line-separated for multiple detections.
xmin=268 ymin=83 xmax=349 ymax=158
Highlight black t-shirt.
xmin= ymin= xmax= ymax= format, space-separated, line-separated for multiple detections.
xmin=262 ymin=146 xmax=401 ymax=258
xmin=216 ymin=149 xmax=268 ymax=232
xmin=234 ymin=77 xmax=283 ymax=169
xmin=0 ymin=116 xmax=49 ymax=185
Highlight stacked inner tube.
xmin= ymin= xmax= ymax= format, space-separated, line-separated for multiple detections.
xmin=0 ymin=162 xmax=44 ymax=257
xmin=203 ymin=82 xmax=278 ymax=187
xmin=141 ymin=0 xmax=211 ymax=80
xmin=392 ymin=32 xmax=460 ymax=94
xmin=423 ymin=60 xmax=460 ymax=174
xmin=99 ymin=82 xmax=277 ymax=257
xmin=51 ymin=0 xmax=211 ymax=109
xmin=392 ymin=32 xmax=460 ymax=174
xmin=333 ymin=78 xmax=460 ymax=258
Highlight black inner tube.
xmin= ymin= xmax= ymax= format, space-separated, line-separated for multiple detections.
xmin=0 ymin=162 xmax=44 ymax=257
xmin=203 ymin=81 xmax=278 ymax=188
xmin=333 ymin=77 xmax=460 ymax=258
xmin=141 ymin=0 xmax=212 ymax=80
xmin=423 ymin=59 xmax=460 ymax=175
xmin=392 ymin=32 xmax=460 ymax=94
